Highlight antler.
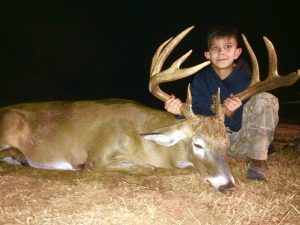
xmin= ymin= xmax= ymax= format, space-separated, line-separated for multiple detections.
xmin=234 ymin=34 xmax=300 ymax=101
xmin=149 ymin=26 xmax=210 ymax=119
xmin=149 ymin=26 xmax=210 ymax=102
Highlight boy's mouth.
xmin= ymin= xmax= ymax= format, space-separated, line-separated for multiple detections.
xmin=216 ymin=58 xmax=227 ymax=61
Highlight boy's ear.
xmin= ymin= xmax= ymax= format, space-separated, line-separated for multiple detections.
xmin=234 ymin=48 xmax=242 ymax=59
xmin=204 ymin=51 xmax=210 ymax=60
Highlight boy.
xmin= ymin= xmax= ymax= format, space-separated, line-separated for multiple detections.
xmin=165 ymin=26 xmax=279 ymax=180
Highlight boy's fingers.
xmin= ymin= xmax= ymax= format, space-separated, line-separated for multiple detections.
xmin=169 ymin=94 xmax=176 ymax=99
xmin=170 ymin=100 xmax=181 ymax=108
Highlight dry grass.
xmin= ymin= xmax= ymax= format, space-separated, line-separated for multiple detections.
xmin=0 ymin=124 xmax=300 ymax=225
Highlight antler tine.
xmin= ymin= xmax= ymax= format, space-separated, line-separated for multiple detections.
xmin=214 ymin=88 xmax=224 ymax=120
xmin=180 ymin=84 xmax=197 ymax=119
xmin=264 ymin=36 xmax=279 ymax=77
xmin=150 ymin=38 xmax=172 ymax=76
xmin=235 ymin=35 xmax=300 ymax=101
xmin=149 ymin=26 xmax=210 ymax=102
xmin=241 ymin=34 xmax=260 ymax=86
xmin=150 ymin=26 xmax=194 ymax=77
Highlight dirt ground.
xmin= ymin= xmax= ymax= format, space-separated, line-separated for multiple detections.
xmin=0 ymin=123 xmax=300 ymax=225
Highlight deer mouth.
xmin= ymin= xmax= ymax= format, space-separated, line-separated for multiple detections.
xmin=205 ymin=174 xmax=236 ymax=193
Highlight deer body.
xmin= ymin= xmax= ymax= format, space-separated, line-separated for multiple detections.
xmin=0 ymin=99 xmax=181 ymax=169
xmin=0 ymin=98 xmax=234 ymax=191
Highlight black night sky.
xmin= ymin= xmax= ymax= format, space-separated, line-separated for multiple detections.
xmin=0 ymin=1 xmax=299 ymax=121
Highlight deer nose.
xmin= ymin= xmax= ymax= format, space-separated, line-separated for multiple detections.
xmin=218 ymin=181 xmax=236 ymax=194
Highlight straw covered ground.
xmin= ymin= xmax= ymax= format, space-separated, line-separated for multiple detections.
xmin=0 ymin=123 xmax=299 ymax=225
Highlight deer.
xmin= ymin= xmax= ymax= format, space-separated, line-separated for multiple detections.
xmin=0 ymin=26 xmax=299 ymax=193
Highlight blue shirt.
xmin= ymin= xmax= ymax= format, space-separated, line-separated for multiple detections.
xmin=191 ymin=59 xmax=251 ymax=131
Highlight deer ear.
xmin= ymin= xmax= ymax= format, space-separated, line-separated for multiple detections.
xmin=140 ymin=122 xmax=190 ymax=146
xmin=140 ymin=133 xmax=181 ymax=146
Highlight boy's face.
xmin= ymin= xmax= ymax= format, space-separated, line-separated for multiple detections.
xmin=204 ymin=36 xmax=242 ymax=73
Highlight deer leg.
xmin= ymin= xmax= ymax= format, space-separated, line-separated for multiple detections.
xmin=0 ymin=147 xmax=29 ymax=166
xmin=87 ymin=151 xmax=155 ymax=175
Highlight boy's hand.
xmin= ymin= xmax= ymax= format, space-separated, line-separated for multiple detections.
xmin=164 ymin=95 xmax=183 ymax=115
xmin=223 ymin=94 xmax=242 ymax=116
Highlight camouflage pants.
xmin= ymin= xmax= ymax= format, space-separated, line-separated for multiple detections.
xmin=227 ymin=92 xmax=279 ymax=160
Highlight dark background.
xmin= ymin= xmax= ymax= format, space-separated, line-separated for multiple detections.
xmin=0 ymin=1 xmax=299 ymax=121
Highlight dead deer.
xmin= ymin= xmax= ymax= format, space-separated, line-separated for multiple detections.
xmin=0 ymin=26 xmax=299 ymax=193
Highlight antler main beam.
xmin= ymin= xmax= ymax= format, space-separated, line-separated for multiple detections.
xmin=149 ymin=26 xmax=210 ymax=102
xmin=235 ymin=35 xmax=300 ymax=101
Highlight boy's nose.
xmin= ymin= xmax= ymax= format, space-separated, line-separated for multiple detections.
xmin=218 ymin=48 xmax=225 ymax=54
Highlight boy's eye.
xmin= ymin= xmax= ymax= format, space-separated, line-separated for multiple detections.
xmin=225 ymin=44 xmax=233 ymax=50
xmin=210 ymin=46 xmax=218 ymax=51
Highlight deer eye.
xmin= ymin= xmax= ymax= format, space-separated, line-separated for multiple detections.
xmin=193 ymin=143 xmax=206 ymax=159
xmin=194 ymin=143 xmax=204 ymax=149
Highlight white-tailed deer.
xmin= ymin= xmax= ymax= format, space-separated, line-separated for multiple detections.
xmin=0 ymin=26 xmax=299 ymax=193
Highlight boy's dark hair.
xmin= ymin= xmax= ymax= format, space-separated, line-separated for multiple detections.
xmin=207 ymin=26 xmax=240 ymax=48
